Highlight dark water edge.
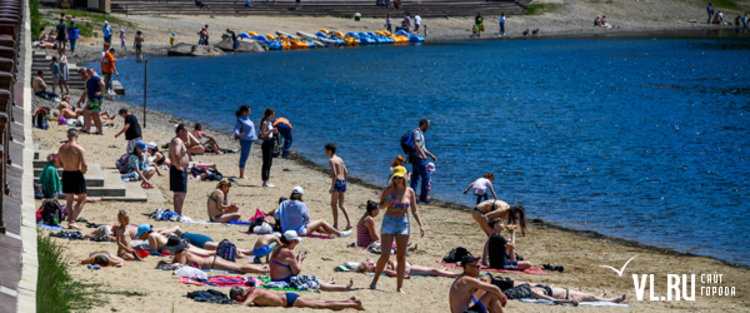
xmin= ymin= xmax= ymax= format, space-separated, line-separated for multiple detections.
xmin=93 ymin=30 xmax=750 ymax=266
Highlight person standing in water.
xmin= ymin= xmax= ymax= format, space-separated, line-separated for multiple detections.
xmin=134 ymin=31 xmax=144 ymax=61
xmin=326 ymin=143 xmax=352 ymax=230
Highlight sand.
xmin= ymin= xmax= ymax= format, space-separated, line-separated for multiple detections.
xmin=32 ymin=87 xmax=750 ymax=312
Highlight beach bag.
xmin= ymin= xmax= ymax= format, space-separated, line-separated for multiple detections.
xmin=216 ymin=239 xmax=237 ymax=262
xmin=34 ymin=183 xmax=44 ymax=199
xmin=34 ymin=108 xmax=49 ymax=130
xmin=115 ymin=153 xmax=130 ymax=174
xmin=40 ymin=198 xmax=63 ymax=226
xmin=205 ymin=170 xmax=223 ymax=182
xmin=442 ymin=247 xmax=471 ymax=264
xmin=492 ymin=277 xmax=515 ymax=291
xmin=248 ymin=216 xmax=265 ymax=233
xmin=400 ymin=129 xmax=417 ymax=157
xmin=504 ymin=284 xmax=533 ymax=300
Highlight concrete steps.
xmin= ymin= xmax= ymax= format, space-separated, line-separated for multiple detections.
xmin=31 ymin=51 xmax=125 ymax=96
xmin=34 ymin=149 xmax=152 ymax=202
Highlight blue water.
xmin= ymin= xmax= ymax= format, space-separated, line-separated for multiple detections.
xmin=101 ymin=33 xmax=750 ymax=265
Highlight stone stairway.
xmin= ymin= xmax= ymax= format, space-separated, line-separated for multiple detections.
xmin=31 ymin=50 xmax=125 ymax=96
xmin=34 ymin=149 xmax=150 ymax=202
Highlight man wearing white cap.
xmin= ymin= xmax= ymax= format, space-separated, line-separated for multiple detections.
xmin=275 ymin=186 xmax=352 ymax=238
xmin=102 ymin=21 xmax=112 ymax=44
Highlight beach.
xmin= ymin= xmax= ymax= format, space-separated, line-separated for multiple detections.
xmin=32 ymin=90 xmax=750 ymax=312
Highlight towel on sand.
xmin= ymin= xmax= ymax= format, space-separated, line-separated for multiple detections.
xmin=180 ymin=275 xmax=260 ymax=287
xmin=242 ymin=231 xmax=335 ymax=240
xmin=437 ymin=261 xmax=548 ymax=275
xmin=518 ymin=298 xmax=630 ymax=307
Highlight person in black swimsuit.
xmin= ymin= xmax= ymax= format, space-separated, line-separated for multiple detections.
xmin=230 ymin=286 xmax=364 ymax=310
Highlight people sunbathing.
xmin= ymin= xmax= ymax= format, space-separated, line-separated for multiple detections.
xmin=83 ymin=222 xmax=182 ymax=241
xmin=70 ymin=252 xmax=125 ymax=267
xmin=229 ymin=287 xmax=364 ymax=310
xmin=498 ymin=278 xmax=627 ymax=305
xmin=357 ymin=258 xmax=460 ymax=278
xmin=191 ymin=123 xmax=223 ymax=154
xmin=269 ymin=230 xmax=354 ymax=291
xmin=157 ymin=238 xmax=269 ymax=273
xmin=146 ymin=142 xmax=170 ymax=173
xmin=207 ymin=179 xmax=241 ymax=223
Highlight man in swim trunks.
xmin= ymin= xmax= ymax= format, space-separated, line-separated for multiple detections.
xmin=169 ymin=124 xmax=190 ymax=216
xmin=449 ymin=255 xmax=507 ymax=313
xmin=57 ymin=129 xmax=88 ymax=230
xmin=326 ymin=143 xmax=352 ymax=230
xmin=252 ymin=233 xmax=282 ymax=263
xmin=70 ymin=252 xmax=125 ymax=267
xmin=76 ymin=67 xmax=106 ymax=135
xmin=191 ymin=123 xmax=223 ymax=155
xmin=230 ymin=287 xmax=365 ymax=310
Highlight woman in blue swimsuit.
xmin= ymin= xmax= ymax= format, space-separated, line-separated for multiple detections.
xmin=369 ymin=165 xmax=425 ymax=293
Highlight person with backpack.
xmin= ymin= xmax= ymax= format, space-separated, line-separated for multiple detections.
xmin=67 ymin=21 xmax=79 ymax=55
xmin=402 ymin=119 xmax=438 ymax=203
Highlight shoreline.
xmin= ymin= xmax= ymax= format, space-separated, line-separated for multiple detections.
xmin=74 ymin=95 xmax=750 ymax=271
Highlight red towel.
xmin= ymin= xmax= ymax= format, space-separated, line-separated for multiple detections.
xmin=436 ymin=261 xmax=548 ymax=275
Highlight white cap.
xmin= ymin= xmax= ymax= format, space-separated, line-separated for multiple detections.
xmin=104 ymin=21 xmax=108 ymax=24
xmin=283 ymin=230 xmax=302 ymax=242
xmin=292 ymin=186 xmax=303 ymax=194
xmin=147 ymin=142 xmax=157 ymax=150
xmin=427 ymin=162 xmax=436 ymax=172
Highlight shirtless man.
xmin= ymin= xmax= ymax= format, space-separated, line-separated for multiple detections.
xmin=497 ymin=279 xmax=626 ymax=305
xmin=449 ymin=255 xmax=507 ymax=313
xmin=70 ymin=252 xmax=125 ymax=268
xmin=230 ymin=287 xmax=364 ymax=310
xmin=158 ymin=243 xmax=268 ymax=274
xmin=115 ymin=210 xmax=141 ymax=261
xmin=207 ymin=178 xmax=241 ymax=223
xmin=169 ymin=124 xmax=190 ymax=216
xmin=57 ymin=129 xmax=87 ymax=230
xmin=191 ymin=123 xmax=223 ymax=155
xmin=252 ymin=232 xmax=282 ymax=264
xmin=325 ymin=143 xmax=351 ymax=230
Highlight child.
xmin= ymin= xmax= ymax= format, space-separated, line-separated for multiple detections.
xmin=426 ymin=162 xmax=435 ymax=199
xmin=51 ymin=56 xmax=62 ymax=96
xmin=115 ymin=210 xmax=142 ymax=261
xmin=463 ymin=172 xmax=497 ymax=205
xmin=170 ymin=32 xmax=175 ymax=46
xmin=252 ymin=232 xmax=282 ymax=264
xmin=482 ymin=217 xmax=531 ymax=270
xmin=120 ymin=29 xmax=126 ymax=50
xmin=326 ymin=143 xmax=352 ymax=230
xmin=134 ymin=31 xmax=144 ymax=61
xmin=424 ymin=24 xmax=428 ymax=37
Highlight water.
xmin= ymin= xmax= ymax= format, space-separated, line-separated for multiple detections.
xmin=101 ymin=32 xmax=750 ymax=265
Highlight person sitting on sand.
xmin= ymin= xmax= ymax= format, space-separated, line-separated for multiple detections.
xmin=207 ymin=178 xmax=242 ymax=223
xmin=594 ymin=16 xmax=602 ymax=26
xmin=601 ymin=16 xmax=612 ymax=28
xmin=122 ymin=141 xmax=156 ymax=189
xmin=190 ymin=123 xmax=223 ymax=155
xmin=449 ymin=255 xmax=507 ymax=313
xmin=482 ymin=217 xmax=532 ymax=270
xmin=115 ymin=210 xmax=142 ymax=261
xmin=357 ymin=258 xmax=460 ymax=278
xmin=185 ymin=128 xmax=206 ymax=154
xmin=230 ymin=287 xmax=365 ymax=310
xmin=472 ymin=200 xmax=527 ymax=238
xmin=252 ymin=232 xmax=283 ymax=264
xmin=70 ymin=252 xmax=125 ymax=267
xmin=146 ymin=142 xmax=170 ymax=170
xmin=523 ymin=29 xmax=529 ymax=37
xmin=158 ymin=239 xmax=269 ymax=273
xmin=276 ymin=186 xmax=352 ymax=238
xmin=269 ymin=230 xmax=354 ymax=291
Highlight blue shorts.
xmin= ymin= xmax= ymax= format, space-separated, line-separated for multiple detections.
xmin=179 ymin=232 xmax=214 ymax=249
xmin=332 ymin=179 xmax=347 ymax=193
xmin=285 ymin=293 xmax=299 ymax=307
xmin=253 ymin=242 xmax=276 ymax=258
xmin=380 ymin=215 xmax=409 ymax=235
xmin=504 ymin=257 xmax=518 ymax=270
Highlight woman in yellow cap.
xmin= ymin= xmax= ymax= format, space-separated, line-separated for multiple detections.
xmin=369 ymin=165 xmax=425 ymax=293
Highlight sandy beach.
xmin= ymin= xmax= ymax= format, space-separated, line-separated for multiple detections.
xmin=32 ymin=85 xmax=750 ymax=312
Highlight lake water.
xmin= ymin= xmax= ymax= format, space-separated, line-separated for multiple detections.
xmin=100 ymin=31 xmax=750 ymax=265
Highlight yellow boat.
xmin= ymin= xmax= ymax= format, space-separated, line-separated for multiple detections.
xmin=247 ymin=31 xmax=257 ymax=37
xmin=344 ymin=35 xmax=359 ymax=46
xmin=290 ymin=39 xmax=309 ymax=49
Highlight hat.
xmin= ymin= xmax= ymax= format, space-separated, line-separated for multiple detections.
xmin=292 ymin=186 xmax=304 ymax=195
xmin=427 ymin=162 xmax=436 ymax=173
xmin=392 ymin=166 xmax=407 ymax=178
xmin=284 ymin=230 xmax=302 ymax=242
xmin=460 ymin=255 xmax=480 ymax=267
xmin=159 ymin=236 xmax=188 ymax=254
xmin=135 ymin=141 xmax=147 ymax=151
xmin=172 ymin=33 xmax=176 ymax=36
xmin=104 ymin=21 xmax=109 ymax=24
xmin=134 ymin=224 xmax=151 ymax=238
xmin=147 ymin=142 xmax=157 ymax=150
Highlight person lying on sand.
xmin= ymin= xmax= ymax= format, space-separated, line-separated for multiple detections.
xmin=207 ymin=179 xmax=241 ymax=223
xmin=357 ymin=258 xmax=460 ymax=278
xmin=449 ymin=255 xmax=507 ymax=313
xmin=148 ymin=233 xmax=253 ymax=256
xmin=84 ymin=222 xmax=182 ymax=241
xmin=157 ymin=242 xmax=269 ymax=274
xmin=70 ymin=252 xmax=125 ymax=268
xmin=191 ymin=123 xmax=224 ymax=155
xmin=229 ymin=287 xmax=365 ymax=310
xmin=498 ymin=278 xmax=627 ymax=305
xmin=55 ymin=102 xmax=117 ymax=121
xmin=269 ymin=230 xmax=354 ymax=292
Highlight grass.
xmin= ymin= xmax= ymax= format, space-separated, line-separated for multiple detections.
xmin=526 ymin=2 xmax=562 ymax=15
xmin=40 ymin=9 xmax=138 ymax=39
xmin=30 ymin=0 xmax=50 ymax=39
xmin=37 ymin=234 xmax=107 ymax=312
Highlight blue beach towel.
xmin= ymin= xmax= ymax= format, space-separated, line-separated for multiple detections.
xmin=37 ymin=222 xmax=63 ymax=231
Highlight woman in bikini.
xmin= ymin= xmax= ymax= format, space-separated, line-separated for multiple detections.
xmin=472 ymin=199 xmax=527 ymax=238
xmin=369 ymin=165 xmax=425 ymax=293
xmin=160 ymin=248 xmax=269 ymax=274
xmin=357 ymin=258 xmax=459 ymax=278
xmin=356 ymin=200 xmax=418 ymax=252
xmin=206 ymin=178 xmax=241 ymax=223
xmin=55 ymin=102 xmax=116 ymax=125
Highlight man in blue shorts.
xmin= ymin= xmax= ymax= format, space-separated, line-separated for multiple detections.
xmin=230 ymin=286 xmax=364 ymax=310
